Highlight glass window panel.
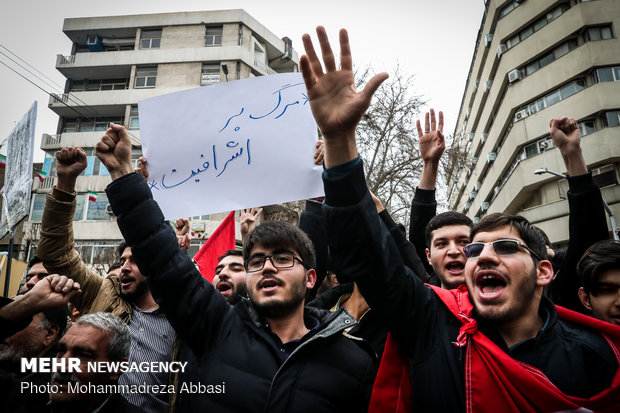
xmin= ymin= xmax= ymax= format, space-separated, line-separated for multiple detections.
xmin=587 ymin=28 xmax=601 ymax=41
xmin=545 ymin=90 xmax=561 ymax=106
xmin=135 ymin=77 xmax=145 ymax=88
xmin=78 ymin=246 xmax=93 ymax=264
xmin=559 ymin=83 xmax=577 ymax=99
xmin=547 ymin=7 xmax=562 ymax=22
xmin=597 ymin=67 xmax=614 ymax=82
xmin=528 ymin=102 xmax=539 ymax=115
xmin=151 ymin=38 xmax=161 ymax=48
xmin=30 ymin=194 xmax=46 ymax=222
xmin=526 ymin=61 xmax=539 ymax=76
xmin=129 ymin=117 xmax=139 ymax=129
xmin=533 ymin=18 xmax=547 ymax=32
xmin=507 ymin=35 xmax=520 ymax=48
xmin=74 ymin=194 xmax=85 ymax=221
xmin=605 ymin=111 xmax=620 ymax=127
xmin=553 ymin=43 xmax=570 ymax=59
xmin=521 ymin=26 xmax=534 ymax=40
xmin=539 ymin=52 xmax=554 ymax=68
xmin=601 ymin=27 xmax=612 ymax=39
xmin=87 ymin=193 xmax=110 ymax=220
xmin=575 ymin=79 xmax=586 ymax=90
xmin=146 ymin=77 xmax=156 ymax=87
xmin=614 ymin=67 xmax=620 ymax=81
xmin=524 ymin=142 xmax=539 ymax=158
xmin=578 ymin=121 xmax=595 ymax=136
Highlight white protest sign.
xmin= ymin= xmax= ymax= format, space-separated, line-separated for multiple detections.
xmin=0 ymin=102 xmax=37 ymax=237
xmin=139 ymin=73 xmax=323 ymax=220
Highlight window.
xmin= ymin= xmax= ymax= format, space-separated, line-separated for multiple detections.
xmin=523 ymin=136 xmax=554 ymax=159
xmin=585 ymin=26 xmax=613 ymax=41
xmin=86 ymin=193 xmax=110 ymax=220
xmin=602 ymin=110 xmax=620 ymax=127
xmin=129 ymin=105 xmax=139 ymax=130
xmin=135 ymin=66 xmax=157 ymax=88
xmin=504 ymin=4 xmax=569 ymax=50
xmin=71 ymin=79 xmax=128 ymax=92
xmin=201 ymin=64 xmax=220 ymax=85
xmin=517 ymin=79 xmax=586 ymax=120
xmin=578 ymin=120 xmax=595 ymax=136
xmin=74 ymin=194 xmax=85 ymax=221
xmin=75 ymin=241 xmax=118 ymax=267
xmin=205 ymin=26 xmax=223 ymax=46
xmin=499 ymin=1 xmax=523 ymax=19
xmin=594 ymin=66 xmax=620 ymax=83
xmin=522 ymin=40 xmax=577 ymax=76
xmin=140 ymin=29 xmax=161 ymax=49
xmin=62 ymin=118 xmax=78 ymax=133
xmin=29 ymin=194 xmax=47 ymax=222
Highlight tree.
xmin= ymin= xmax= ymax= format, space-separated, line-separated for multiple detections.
xmin=355 ymin=65 xmax=426 ymax=226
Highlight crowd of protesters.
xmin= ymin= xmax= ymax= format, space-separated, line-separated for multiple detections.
xmin=1 ymin=26 xmax=619 ymax=412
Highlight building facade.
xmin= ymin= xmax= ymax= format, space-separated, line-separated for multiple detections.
xmin=22 ymin=10 xmax=299 ymax=270
xmin=448 ymin=0 xmax=620 ymax=245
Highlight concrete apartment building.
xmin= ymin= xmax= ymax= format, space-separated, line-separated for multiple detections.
xmin=448 ymin=0 xmax=620 ymax=246
xmin=22 ymin=10 xmax=299 ymax=269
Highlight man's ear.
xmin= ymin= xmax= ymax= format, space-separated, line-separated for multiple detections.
xmin=306 ymin=269 xmax=317 ymax=289
xmin=535 ymin=260 xmax=554 ymax=287
xmin=578 ymin=287 xmax=592 ymax=311
xmin=425 ymin=248 xmax=432 ymax=266
xmin=42 ymin=323 xmax=61 ymax=347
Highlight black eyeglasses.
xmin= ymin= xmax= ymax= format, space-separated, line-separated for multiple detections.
xmin=246 ymin=253 xmax=306 ymax=273
xmin=463 ymin=239 xmax=542 ymax=260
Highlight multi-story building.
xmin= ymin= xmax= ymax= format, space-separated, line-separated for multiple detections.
xmin=448 ymin=0 xmax=620 ymax=246
xmin=22 ymin=10 xmax=299 ymax=270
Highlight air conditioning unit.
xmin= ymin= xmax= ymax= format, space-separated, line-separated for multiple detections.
xmin=481 ymin=201 xmax=490 ymax=212
xmin=508 ymin=69 xmax=523 ymax=84
xmin=493 ymin=186 xmax=501 ymax=197
xmin=497 ymin=44 xmax=507 ymax=59
xmin=481 ymin=133 xmax=488 ymax=144
xmin=474 ymin=181 xmax=482 ymax=191
xmin=485 ymin=33 xmax=493 ymax=48
xmin=473 ymin=80 xmax=479 ymax=92
xmin=469 ymin=190 xmax=477 ymax=200
xmin=464 ymin=201 xmax=472 ymax=210
xmin=105 ymin=204 xmax=114 ymax=216
xmin=514 ymin=108 xmax=529 ymax=122
xmin=468 ymin=132 xmax=475 ymax=142
xmin=86 ymin=35 xmax=103 ymax=52
xmin=466 ymin=107 xmax=471 ymax=118
xmin=484 ymin=80 xmax=493 ymax=93
xmin=470 ymin=156 xmax=478 ymax=167
xmin=487 ymin=151 xmax=497 ymax=164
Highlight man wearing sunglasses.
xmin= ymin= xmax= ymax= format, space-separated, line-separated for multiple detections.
xmin=300 ymin=26 xmax=620 ymax=412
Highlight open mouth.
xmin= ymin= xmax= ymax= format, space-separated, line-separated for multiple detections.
xmin=445 ymin=261 xmax=465 ymax=275
xmin=475 ymin=272 xmax=507 ymax=300
xmin=120 ymin=278 xmax=135 ymax=289
xmin=259 ymin=278 xmax=280 ymax=291
xmin=216 ymin=281 xmax=232 ymax=294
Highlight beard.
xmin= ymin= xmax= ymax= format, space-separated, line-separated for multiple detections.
xmin=0 ymin=340 xmax=43 ymax=363
xmin=249 ymin=276 xmax=306 ymax=319
xmin=226 ymin=283 xmax=249 ymax=305
xmin=120 ymin=277 xmax=150 ymax=302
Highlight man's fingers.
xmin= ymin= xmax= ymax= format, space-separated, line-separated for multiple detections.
xmin=97 ymin=135 xmax=117 ymax=153
xmin=339 ymin=29 xmax=352 ymax=72
xmin=361 ymin=72 xmax=389 ymax=107
xmin=430 ymin=108 xmax=436 ymax=131
xmin=300 ymin=55 xmax=316 ymax=91
xmin=255 ymin=208 xmax=263 ymax=219
xmin=424 ymin=112 xmax=430 ymax=134
xmin=302 ymin=32 xmax=324 ymax=78
xmin=438 ymin=111 xmax=444 ymax=134
xmin=317 ymin=26 xmax=336 ymax=72
xmin=416 ymin=119 xmax=424 ymax=137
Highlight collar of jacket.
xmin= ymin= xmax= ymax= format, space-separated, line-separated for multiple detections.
xmin=240 ymin=298 xmax=358 ymax=337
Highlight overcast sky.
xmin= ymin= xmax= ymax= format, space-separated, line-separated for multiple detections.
xmin=0 ymin=0 xmax=485 ymax=162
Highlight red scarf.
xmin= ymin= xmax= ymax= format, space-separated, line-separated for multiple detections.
xmin=369 ymin=285 xmax=620 ymax=413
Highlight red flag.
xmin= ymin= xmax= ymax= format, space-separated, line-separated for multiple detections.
xmin=193 ymin=211 xmax=236 ymax=282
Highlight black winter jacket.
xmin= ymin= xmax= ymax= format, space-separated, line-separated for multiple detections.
xmin=106 ymin=173 xmax=377 ymax=413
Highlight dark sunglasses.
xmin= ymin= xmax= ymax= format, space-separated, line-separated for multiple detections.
xmin=463 ymin=239 xmax=542 ymax=260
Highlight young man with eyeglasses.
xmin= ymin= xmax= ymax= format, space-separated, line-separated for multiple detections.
xmin=93 ymin=125 xmax=377 ymax=412
xmin=299 ymin=26 xmax=620 ymax=411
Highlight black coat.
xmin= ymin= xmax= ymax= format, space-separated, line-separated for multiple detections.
xmin=106 ymin=173 xmax=377 ymax=413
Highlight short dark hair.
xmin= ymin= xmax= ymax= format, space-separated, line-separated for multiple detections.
xmin=41 ymin=304 xmax=69 ymax=345
xmin=243 ymin=221 xmax=316 ymax=270
xmin=116 ymin=241 xmax=129 ymax=258
xmin=425 ymin=212 xmax=473 ymax=247
xmin=577 ymin=240 xmax=620 ymax=295
xmin=109 ymin=262 xmax=122 ymax=272
xmin=218 ymin=249 xmax=243 ymax=263
xmin=27 ymin=256 xmax=43 ymax=270
xmin=470 ymin=213 xmax=547 ymax=262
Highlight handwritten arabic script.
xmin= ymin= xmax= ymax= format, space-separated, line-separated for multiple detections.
xmin=139 ymin=73 xmax=323 ymax=219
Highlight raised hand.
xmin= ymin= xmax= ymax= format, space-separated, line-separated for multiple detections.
xmin=55 ymin=147 xmax=88 ymax=193
xmin=95 ymin=123 xmax=134 ymax=180
xmin=136 ymin=156 xmax=149 ymax=181
xmin=549 ymin=117 xmax=587 ymax=176
xmin=300 ymin=26 xmax=388 ymax=168
xmin=174 ymin=218 xmax=190 ymax=236
xmin=416 ymin=109 xmax=445 ymax=190
xmin=240 ymin=207 xmax=263 ymax=241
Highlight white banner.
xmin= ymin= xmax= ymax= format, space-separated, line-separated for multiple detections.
xmin=139 ymin=73 xmax=323 ymax=219
xmin=0 ymin=101 xmax=36 ymax=237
